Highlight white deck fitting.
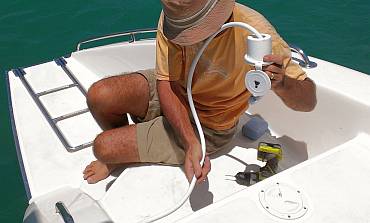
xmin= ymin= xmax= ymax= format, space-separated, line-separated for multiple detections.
xmin=7 ymin=39 xmax=370 ymax=222
xmin=24 ymin=187 xmax=111 ymax=223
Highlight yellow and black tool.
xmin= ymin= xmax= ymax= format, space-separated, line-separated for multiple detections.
xmin=257 ymin=142 xmax=283 ymax=180
xmin=226 ymin=142 xmax=283 ymax=186
xmin=257 ymin=142 xmax=282 ymax=162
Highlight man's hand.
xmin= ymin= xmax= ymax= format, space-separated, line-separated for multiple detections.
xmin=157 ymin=80 xmax=213 ymax=183
xmin=262 ymin=54 xmax=286 ymax=88
xmin=184 ymin=142 xmax=211 ymax=183
xmin=261 ymin=54 xmax=317 ymax=112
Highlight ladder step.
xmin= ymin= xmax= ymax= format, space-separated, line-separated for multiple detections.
xmin=53 ymin=108 xmax=89 ymax=123
xmin=37 ymin=83 xmax=78 ymax=97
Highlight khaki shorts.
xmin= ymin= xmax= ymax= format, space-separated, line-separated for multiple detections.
xmin=134 ymin=69 xmax=237 ymax=165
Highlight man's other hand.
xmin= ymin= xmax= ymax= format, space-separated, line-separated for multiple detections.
xmin=263 ymin=54 xmax=286 ymax=87
xmin=262 ymin=54 xmax=317 ymax=112
xmin=184 ymin=143 xmax=211 ymax=184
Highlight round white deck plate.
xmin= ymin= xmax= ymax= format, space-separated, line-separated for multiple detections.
xmin=259 ymin=182 xmax=308 ymax=220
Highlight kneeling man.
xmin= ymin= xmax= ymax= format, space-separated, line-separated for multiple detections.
xmin=83 ymin=0 xmax=316 ymax=184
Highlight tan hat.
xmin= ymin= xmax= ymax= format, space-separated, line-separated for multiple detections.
xmin=160 ymin=0 xmax=235 ymax=46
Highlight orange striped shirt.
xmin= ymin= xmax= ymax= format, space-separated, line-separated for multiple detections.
xmin=155 ymin=3 xmax=306 ymax=130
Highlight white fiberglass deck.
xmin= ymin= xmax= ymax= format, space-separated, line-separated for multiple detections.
xmin=179 ymin=133 xmax=370 ymax=222
xmin=7 ymin=39 xmax=370 ymax=222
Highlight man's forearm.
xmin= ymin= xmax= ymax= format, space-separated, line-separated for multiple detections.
xmin=157 ymin=80 xmax=198 ymax=149
xmin=273 ymin=77 xmax=317 ymax=112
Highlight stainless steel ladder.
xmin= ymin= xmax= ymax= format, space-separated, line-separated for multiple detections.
xmin=12 ymin=57 xmax=93 ymax=152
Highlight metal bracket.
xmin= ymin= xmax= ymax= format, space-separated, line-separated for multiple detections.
xmin=289 ymin=44 xmax=317 ymax=68
xmin=12 ymin=68 xmax=26 ymax=77
xmin=54 ymin=57 xmax=67 ymax=66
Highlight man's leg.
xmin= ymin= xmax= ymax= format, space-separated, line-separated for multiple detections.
xmin=83 ymin=73 xmax=150 ymax=183
xmin=86 ymin=73 xmax=149 ymax=130
xmin=84 ymin=124 xmax=140 ymax=183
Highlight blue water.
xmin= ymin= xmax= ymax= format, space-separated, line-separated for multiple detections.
xmin=0 ymin=1 xmax=369 ymax=222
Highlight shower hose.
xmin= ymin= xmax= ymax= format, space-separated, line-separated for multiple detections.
xmin=142 ymin=22 xmax=264 ymax=222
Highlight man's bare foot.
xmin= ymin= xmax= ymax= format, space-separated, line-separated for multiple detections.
xmin=83 ymin=160 xmax=118 ymax=184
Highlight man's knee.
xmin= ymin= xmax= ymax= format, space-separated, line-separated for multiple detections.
xmin=86 ymin=80 xmax=112 ymax=111
xmin=86 ymin=73 xmax=148 ymax=112
xmin=92 ymin=132 xmax=112 ymax=162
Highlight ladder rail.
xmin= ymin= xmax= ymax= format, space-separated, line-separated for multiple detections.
xmin=76 ymin=28 xmax=157 ymax=51
xmin=54 ymin=58 xmax=88 ymax=97
xmin=17 ymin=73 xmax=74 ymax=150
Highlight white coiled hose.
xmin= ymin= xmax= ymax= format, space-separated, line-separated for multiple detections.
xmin=142 ymin=22 xmax=263 ymax=223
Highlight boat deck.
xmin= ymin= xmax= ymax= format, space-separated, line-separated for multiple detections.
xmin=180 ymin=133 xmax=370 ymax=222
xmin=7 ymin=39 xmax=370 ymax=222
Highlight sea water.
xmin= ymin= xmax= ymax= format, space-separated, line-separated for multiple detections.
xmin=0 ymin=0 xmax=369 ymax=221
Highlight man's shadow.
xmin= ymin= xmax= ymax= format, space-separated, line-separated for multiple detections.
xmin=189 ymin=178 xmax=214 ymax=211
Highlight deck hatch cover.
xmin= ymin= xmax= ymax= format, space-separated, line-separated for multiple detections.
xmin=259 ymin=182 xmax=308 ymax=220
